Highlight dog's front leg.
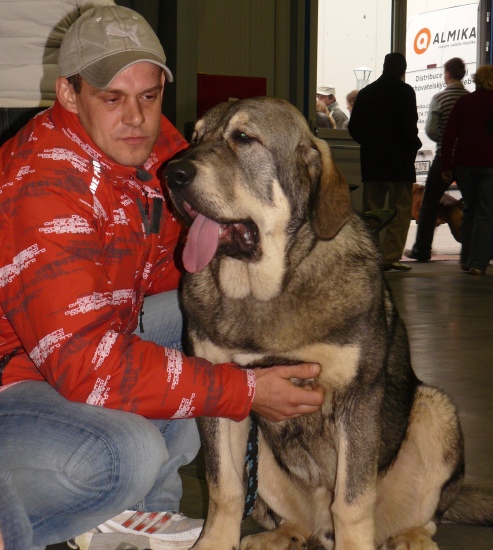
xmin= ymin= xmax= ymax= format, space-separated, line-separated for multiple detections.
xmin=332 ymin=421 xmax=379 ymax=550
xmin=192 ymin=416 xmax=250 ymax=550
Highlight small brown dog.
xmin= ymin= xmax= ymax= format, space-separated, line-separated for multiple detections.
xmin=412 ymin=183 xmax=463 ymax=242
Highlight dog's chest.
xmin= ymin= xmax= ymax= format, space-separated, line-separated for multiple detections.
xmin=259 ymin=414 xmax=338 ymax=488
xmin=182 ymin=243 xmax=378 ymax=356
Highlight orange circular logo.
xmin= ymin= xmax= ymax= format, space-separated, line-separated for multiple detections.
xmin=414 ymin=28 xmax=431 ymax=54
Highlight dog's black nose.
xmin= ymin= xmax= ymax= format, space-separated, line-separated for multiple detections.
xmin=164 ymin=159 xmax=196 ymax=188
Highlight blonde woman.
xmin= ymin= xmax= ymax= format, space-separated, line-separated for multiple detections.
xmin=316 ymin=98 xmax=336 ymax=128
xmin=342 ymin=89 xmax=359 ymax=129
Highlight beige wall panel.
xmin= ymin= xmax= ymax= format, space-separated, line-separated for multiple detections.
xmin=196 ymin=0 xmax=277 ymax=96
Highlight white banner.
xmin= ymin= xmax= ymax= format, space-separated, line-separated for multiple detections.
xmin=405 ymin=3 xmax=478 ymax=177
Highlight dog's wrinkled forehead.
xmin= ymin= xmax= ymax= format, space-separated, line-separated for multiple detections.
xmin=193 ymin=98 xmax=308 ymax=150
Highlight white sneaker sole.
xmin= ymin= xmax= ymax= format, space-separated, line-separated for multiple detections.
xmin=75 ymin=532 xmax=196 ymax=550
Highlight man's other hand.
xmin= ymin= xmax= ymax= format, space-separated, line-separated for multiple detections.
xmin=251 ymin=363 xmax=324 ymax=422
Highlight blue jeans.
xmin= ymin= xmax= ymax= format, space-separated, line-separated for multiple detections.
xmin=457 ymin=167 xmax=493 ymax=272
xmin=0 ymin=291 xmax=201 ymax=550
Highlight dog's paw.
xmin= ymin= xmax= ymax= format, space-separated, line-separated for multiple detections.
xmin=381 ymin=526 xmax=439 ymax=550
xmin=240 ymin=524 xmax=307 ymax=550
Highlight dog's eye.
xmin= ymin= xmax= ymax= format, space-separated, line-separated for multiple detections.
xmin=232 ymin=130 xmax=257 ymax=144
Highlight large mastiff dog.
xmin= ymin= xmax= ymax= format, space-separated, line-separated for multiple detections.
xmin=165 ymin=97 xmax=493 ymax=550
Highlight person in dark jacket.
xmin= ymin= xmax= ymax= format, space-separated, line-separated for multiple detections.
xmin=349 ymin=52 xmax=421 ymax=271
xmin=441 ymin=64 xmax=493 ymax=275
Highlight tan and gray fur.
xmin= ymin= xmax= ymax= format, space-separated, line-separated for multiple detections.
xmin=165 ymin=97 xmax=493 ymax=550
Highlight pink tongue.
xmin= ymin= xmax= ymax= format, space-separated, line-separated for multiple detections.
xmin=183 ymin=213 xmax=221 ymax=273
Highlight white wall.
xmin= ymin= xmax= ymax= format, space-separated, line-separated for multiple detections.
xmin=317 ymin=0 xmax=392 ymax=117
xmin=407 ymin=0 xmax=476 ymax=17
xmin=316 ymin=0 xmax=478 ymax=118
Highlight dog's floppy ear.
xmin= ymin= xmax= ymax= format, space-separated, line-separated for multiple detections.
xmin=302 ymin=136 xmax=353 ymax=240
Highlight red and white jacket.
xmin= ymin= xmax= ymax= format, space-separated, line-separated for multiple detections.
xmin=0 ymin=100 xmax=254 ymax=421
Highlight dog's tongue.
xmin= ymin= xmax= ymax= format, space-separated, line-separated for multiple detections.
xmin=183 ymin=213 xmax=221 ymax=273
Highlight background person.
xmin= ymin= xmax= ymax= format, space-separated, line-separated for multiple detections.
xmin=341 ymin=89 xmax=358 ymax=129
xmin=406 ymin=57 xmax=469 ymax=262
xmin=0 ymin=0 xmax=114 ymax=147
xmin=0 ymin=6 xmax=324 ymax=549
xmin=348 ymin=52 xmax=421 ymax=271
xmin=316 ymin=85 xmax=348 ymax=129
xmin=316 ymin=98 xmax=336 ymax=128
xmin=441 ymin=65 xmax=493 ymax=275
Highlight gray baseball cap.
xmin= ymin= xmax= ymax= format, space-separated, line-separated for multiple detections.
xmin=58 ymin=5 xmax=173 ymax=89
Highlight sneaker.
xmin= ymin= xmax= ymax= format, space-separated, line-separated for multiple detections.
xmin=95 ymin=511 xmax=203 ymax=543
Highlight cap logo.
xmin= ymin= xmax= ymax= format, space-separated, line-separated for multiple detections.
xmin=106 ymin=24 xmax=142 ymax=48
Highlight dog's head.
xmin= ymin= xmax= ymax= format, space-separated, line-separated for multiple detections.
xmin=165 ymin=97 xmax=353 ymax=300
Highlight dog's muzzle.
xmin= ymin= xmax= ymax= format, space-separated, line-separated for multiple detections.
xmin=164 ymin=155 xmax=260 ymax=274
xmin=164 ymin=158 xmax=197 ymax=189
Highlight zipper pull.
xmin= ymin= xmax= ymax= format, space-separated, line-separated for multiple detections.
xmin=144 ymin=190 xmax=150 ymax=218
xmin=139 ymin=303 xmax=145 ymax=333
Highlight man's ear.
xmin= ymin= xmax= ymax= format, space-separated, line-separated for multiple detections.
xmin=56 ymin=77 xmax=79 ymax=114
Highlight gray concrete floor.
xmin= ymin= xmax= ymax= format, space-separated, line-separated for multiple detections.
xmin=179 ymin=258 xmax=493 ymax=549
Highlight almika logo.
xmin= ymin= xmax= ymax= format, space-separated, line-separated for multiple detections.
xmin=414 ymin=25 xmax=476 ymax=55
xmin=414 ymin=28 xmax=431 ymax=54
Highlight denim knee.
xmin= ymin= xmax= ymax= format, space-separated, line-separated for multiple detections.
xmin=0 ymin=382 xmax=171 ymax=544
xmin=64 ymin=411 xmax=168 ymax=513
xmin=0 ymin=477 xmax=32 ymax=550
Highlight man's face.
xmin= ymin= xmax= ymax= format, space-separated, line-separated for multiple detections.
xmin=70 ymin=62 xmax=165 ymax=167
xmin=317 ymin=94 xmax=334 ymax=107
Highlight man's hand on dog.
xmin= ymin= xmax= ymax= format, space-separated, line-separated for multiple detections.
xmin=252 ymin=363 xmax=324 ymax=422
